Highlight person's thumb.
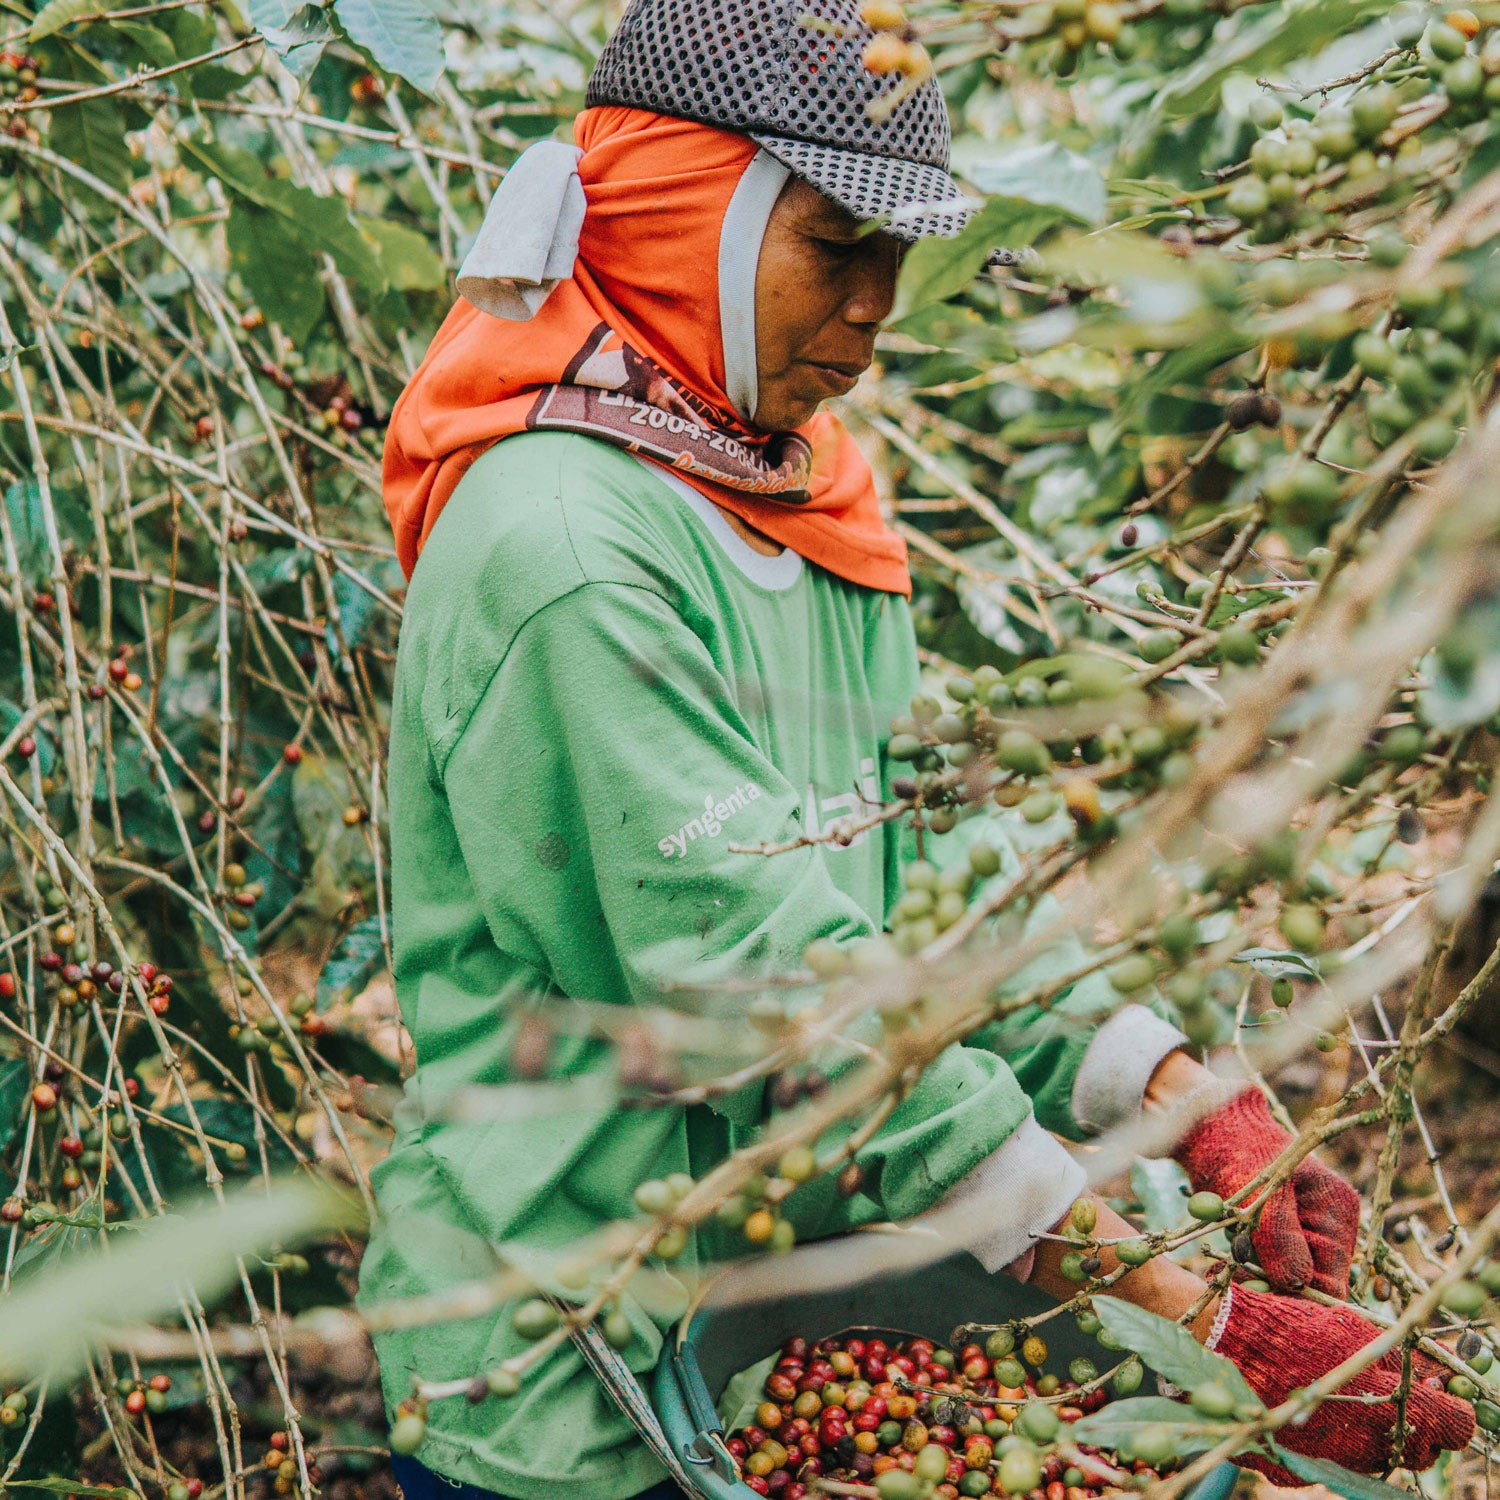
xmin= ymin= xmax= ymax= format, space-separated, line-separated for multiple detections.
xmin=1399 ymin=1379 xmax=1476 ymax=1468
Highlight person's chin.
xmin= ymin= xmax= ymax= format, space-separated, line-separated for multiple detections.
xmin=753 ymin=392 xmax=824 ymax=433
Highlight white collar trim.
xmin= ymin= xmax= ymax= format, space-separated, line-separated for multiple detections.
xmin=632 ymin=457 xmax=804 ymax=592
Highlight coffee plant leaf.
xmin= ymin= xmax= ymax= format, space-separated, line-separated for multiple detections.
xmin=179 ymin=61 xmax=250 ymax=100
xmin=183 ymin=139 xmax=385 ymax=291
xmin=1150 ymin=0 xmax=1391 ymax=122
xmin=1071 ymin=1396 xmax=1231 ymax=1453
xmin=0 ymin=1059 xmax=32 ymax=1160
xmin=896 ymin=195 xmax=1072 ymax=321
xmin=28 ymin=0 xmax=99 ymax=43
xmin=247 ymin=0 xmax=331 ymax=79
xmin=965 ymin=141 xmax=1108 ymax=225
xmin=227 ymin=200 xmax=325 ymax=345
xmin=332 ymin=0 xmax=445 ymax=93
xmin=362 ymin=218 xmax=448 ymax=293
xmin=2 ymin=480 xmax=46 ymax=585
xmin=1130 ymin=1156 xmax=1194 ymax=1237
xmin=1272 ymin=1448 xmax=1418 ymax=1500
xmin=47 ymin=95 xmax=134 ymax=194
xmin=1093 ymin=1297 xmax=1260 ymax=1410
xmin=717 ymin=1351 xmax=780 ymax=1434
xmin=1231 ymin=947 xmax=1321 ymax=981
xmin=316 ymin=913 xmax=387 ymax=1012
xmin=5 ymin=1480 xmax=133 ymax=1497
xmin=162 ymin=1100 xmax=297 ymax=1169
xmin=107 ymin=19 xmax=177 ymax=68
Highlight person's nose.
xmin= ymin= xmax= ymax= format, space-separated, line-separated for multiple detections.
xmin=841 ymin=239 xmax=901 ymax=328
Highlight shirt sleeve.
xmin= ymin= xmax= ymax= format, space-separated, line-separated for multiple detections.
xmin=437 ymin=580 xmax=1081 ymax=1262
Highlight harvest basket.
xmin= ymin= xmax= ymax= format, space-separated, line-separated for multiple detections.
xmin=652 ymin=1244 xmax=1239 ymax=1500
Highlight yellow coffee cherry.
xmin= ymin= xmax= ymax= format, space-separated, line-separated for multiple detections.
xmin=862 ymin=33 xmax=910 ymax=72
xmin=860 ymin=0 xmax=907 ymax=28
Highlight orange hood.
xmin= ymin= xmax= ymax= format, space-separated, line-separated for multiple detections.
xmin=382 ymin=106 xmax=910 ymax=596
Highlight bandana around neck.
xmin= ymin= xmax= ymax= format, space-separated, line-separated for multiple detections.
xmin=382 ymin=107 xmax=911 ymax=597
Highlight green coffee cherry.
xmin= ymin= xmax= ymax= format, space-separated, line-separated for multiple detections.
xmin=1188 ymin=1191 xmax=1225 ymax=1222
xmin=1190 ymin=1381 xmax=1236 ymax=1418
xmin=985 ymin=1326 xmax=1017 ymax=1360
xmin=1016 ymin=1402 xmax=1060 ymax=1443
xmin=388 ymin=1414 xmax=427 ymax=1456
xmin=1441 ymin=1280 xmax=1488 ymax=1317
xmin=511 ymin=1298 xmax=560 ymax=1340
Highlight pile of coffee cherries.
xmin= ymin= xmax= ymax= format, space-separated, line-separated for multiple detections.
xmin=724 ymin=1327 xmax=1164 ymax=1500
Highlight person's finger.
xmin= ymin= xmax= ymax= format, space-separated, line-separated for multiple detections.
xmin=1294 ymin=1165 xmax=1360 ymax=1297
xmin=1250 ymin=1179 xmax=1316 ymax=1291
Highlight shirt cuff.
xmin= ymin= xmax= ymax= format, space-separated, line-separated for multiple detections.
xmin=1071 ymin=1003 xmax=1186 ymax=1136
xmin=918 ymin=1113 xmax=1087 ymax=1274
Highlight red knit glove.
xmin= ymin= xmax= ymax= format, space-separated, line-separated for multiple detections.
xmin=1173 ymin=1087 xmax=1360 ymax=1296
xmin=1212 ymin=1284 xmax=1475 ymax=1483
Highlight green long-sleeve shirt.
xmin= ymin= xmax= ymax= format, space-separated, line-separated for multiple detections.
xmin=358 ymin=433 xmax=1180 ymax=1500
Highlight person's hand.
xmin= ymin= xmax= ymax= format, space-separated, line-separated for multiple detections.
xmin=1173 ymin=1086 xmax=1360 ymax=1296
xmin=1212 ymin=1283 xmax=1475 ymax=1481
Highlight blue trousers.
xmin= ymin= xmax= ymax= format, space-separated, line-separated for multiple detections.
xmin=391 ymin=1454 xmax=685 ymax=1500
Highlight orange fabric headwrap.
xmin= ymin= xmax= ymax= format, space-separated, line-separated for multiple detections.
xmin=382 ymin=107 xmax=910 ymax=596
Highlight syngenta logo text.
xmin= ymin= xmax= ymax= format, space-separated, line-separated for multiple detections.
xmin=657 ymin=784 xmax=763 ymax=859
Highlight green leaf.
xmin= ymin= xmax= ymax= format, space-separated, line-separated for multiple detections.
xmin=1231 ymin=947 xmax=1322 ymax=980
xmin=0 ymin=1180 xmax=348 ymax=1382
xmin=244 ymin=0 xmax=301 ymax=25
xmin=6 ymin=1481 xmax=135 ymax=1498
xmin=179 ymin=62 xmax=249 ymax=100
xmin=1272 ymin=1449 xmax=1418 ymax=1500
xmin=316 ymin=913 xmax=387 ymax=1012
xmin=2 ymin=480 xmax=48 ymax=582
xmin=896 ymin=142 xmax=1105 ymax=319
xmin=1071 ymin=1396 xmax=1232 ymax=1455
xmin=184 ymin=140 xmax=385 ymax=291
xmin=48 ymin=96 xmax=133 ymax=192
xmin=246 ymin=0 xmax=331 ymax=78
xmin=963 ymin=141 xmax=1108 ymax=225
xmin=362 ymin=217 xmax=447 ymax=292
xmin=333 ymin=0 xmax=445 ymax=92
xmin=1131 ymin=1157 xmax=1193 ymax=1236
xmin=0 ymin=1058 xmax=31 ymax=1160
xmin=161 ymin=1100 xmax=296 ymax=1166
xmin=896 ymin=197 xmax=1066 ymax=320
xmin=1092 ymin=1297 xmax=1261 ymax=1410
xmin=717 ymin=1351 xmax=779 ymax=1433
xmin=226 ymin=199 xmax=324 ymax=344
xmin=107 ymin=19 xmax=177 ymax=67
xmin=1150 ymin=0 xmax=1393 ymax=120
xmin=29 ymin=0 xmax=98 ymax=42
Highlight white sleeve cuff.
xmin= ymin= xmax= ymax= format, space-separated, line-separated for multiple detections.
xmin=917 ymin=1114 xmax=1087 ymax=1274
xmin=1071 ymin=1004 xmax=1186 ymax=1136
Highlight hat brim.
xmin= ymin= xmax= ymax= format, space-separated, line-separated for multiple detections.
xmin=750 ymin=134 xmax=977 ymax=243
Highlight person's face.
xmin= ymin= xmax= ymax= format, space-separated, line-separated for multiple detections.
xmin=751 ymin=177 xmax=903 ymax=432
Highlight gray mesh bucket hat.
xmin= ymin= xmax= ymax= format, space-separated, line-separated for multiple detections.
xmin=585 ymin=0 xmax=975 ymax=241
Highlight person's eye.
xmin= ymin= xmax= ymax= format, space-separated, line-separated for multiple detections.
xmin=814 ymin=236 xmax=862 ymax=259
